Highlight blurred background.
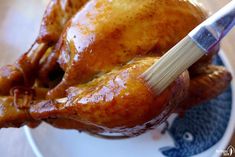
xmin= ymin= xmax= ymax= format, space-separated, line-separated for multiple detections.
xmin=200 ymin=1 xmax=235 ymax=155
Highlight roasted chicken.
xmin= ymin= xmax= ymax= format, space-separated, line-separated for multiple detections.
xmin=0 ymin=0 xmax=232 ymax=136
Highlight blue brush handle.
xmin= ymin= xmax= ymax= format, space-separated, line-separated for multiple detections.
xmin=189 ymin=0 xmax=235 ymax=53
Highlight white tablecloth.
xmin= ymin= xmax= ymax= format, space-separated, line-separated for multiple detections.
xmin=0 ymin=1 xmax=47 ymax=156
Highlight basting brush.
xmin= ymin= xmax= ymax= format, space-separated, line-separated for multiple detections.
xmin=142 ymin=0 xmax=235 ymax=95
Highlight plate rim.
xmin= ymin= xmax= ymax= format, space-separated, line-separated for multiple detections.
xmin=24 ymin=127 xmax=44 ymax=157
xmin=24 ymin=52 xmax=235 ymax=157
xmin=212 ymin=52 xmax=235 ymax=157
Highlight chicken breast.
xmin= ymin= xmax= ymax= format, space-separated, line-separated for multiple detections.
xmin=46 ymin=0 xmax=206 ymax=98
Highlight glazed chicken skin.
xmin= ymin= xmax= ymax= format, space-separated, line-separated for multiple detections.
xmin=45 ymin=0 xmax=207 ymax=98
xmin=0 ymin=0 xmax=232 ymax=136
xmin=0 ymin=57 xmax=189 ymax=134
xmin=0 ymin=0 xmax=88 ymax=95
xmin=31 ymin=57 xmax=189 ymax=135
xmin=37 ymin=0 xmax=89 ymax=44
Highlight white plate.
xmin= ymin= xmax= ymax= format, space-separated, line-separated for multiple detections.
xmin=24 ymin=52 xmax=235 ymax=157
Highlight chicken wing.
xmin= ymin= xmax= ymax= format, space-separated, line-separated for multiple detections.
xmin=0 ymin=0 xmax=89 ymax=95
xmin=181 ymin=65 xmax=232 ymax=110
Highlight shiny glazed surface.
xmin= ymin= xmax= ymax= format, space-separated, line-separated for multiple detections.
xmin=0 ymin=0 xmax=232 ymax=136
xmin=47 ymin=0 xmax=206 ymax=98
xmin=31 ymin=57 xmax=189 ymax=135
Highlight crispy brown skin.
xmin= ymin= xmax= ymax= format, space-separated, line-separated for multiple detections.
xmin=0 ymin=54 xmax=37 ymax=95
xmin=45 ymin=0 xmax=207 ymax=98
xmin=0 ymin=97 xmax=34 ymax=128
xmin=0 ymin=0 xmax=232 ymax=136
xmin=37 ymin=0 xmax=89 ymax=87
xmin=180 ymin=65 xmax=232 ymax=110
xmin=30 ymin=57 xmax=189 ymax=135
xmin=37 ymin=0 xmax=88 ymax=44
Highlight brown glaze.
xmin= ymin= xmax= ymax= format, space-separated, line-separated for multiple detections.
xmin=0 ymin=54 xmax=35 ymax=95
xmin=0 ymin=65 xmax=24 ymax=95
xmin=180 ymin=65 xmax=232 ymax=111
xmin=0 ymin=86 xmax=49 ymax=128
xmin=37 ymin=0 xmax=88 ymax=44
xmin=0 ymin=97 xmax=33 ymax=128
xmin=31 ymin=57 xmax=189 ymax=135
xmin=0 ymin=44 xmax=49 ymax=96
xmin=0 ymin=0 xmax=232 ymax=136
xmin=46 ymin=0 xmax=206 ymax=98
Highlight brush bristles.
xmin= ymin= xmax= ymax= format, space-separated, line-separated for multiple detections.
xmin=142 ymin=36 xmax=204 ymax=95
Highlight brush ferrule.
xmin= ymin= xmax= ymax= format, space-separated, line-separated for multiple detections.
xmin=189 ymin=0 xmax=235 ymax=53
xmin=189 ymin=27 xmax=218 ymax=53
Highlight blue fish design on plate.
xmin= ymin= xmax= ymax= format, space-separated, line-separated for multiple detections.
xmin=160 ymin=55 xmax=232 ymax=157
